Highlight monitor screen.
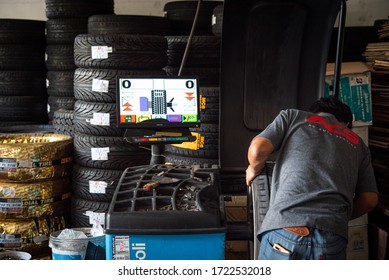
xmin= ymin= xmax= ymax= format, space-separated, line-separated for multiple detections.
xmin=116 ymin=77 xmax=200 ymax=128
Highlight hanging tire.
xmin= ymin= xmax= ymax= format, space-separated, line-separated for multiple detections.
xmin=0 ymin=133 xmax=73 ymax=182
xmin=74 ymin=34 xmax=168 ymax=70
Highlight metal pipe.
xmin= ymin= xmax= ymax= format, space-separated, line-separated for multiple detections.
xmin=333 ymin=0 xmax=347 ymax=99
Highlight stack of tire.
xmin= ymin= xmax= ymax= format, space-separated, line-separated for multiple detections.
xmin=45 ymin=0 xmax=115 ymax=124
xmin=70 ymin=14 xmax=171 ymax=228
xmin=0 ymin=133 xmax=73 ymax=259
xmin=163 ymin=1 xmax=223 ymax=167
xmin=0 ymin=19 xmax=48 ymax=128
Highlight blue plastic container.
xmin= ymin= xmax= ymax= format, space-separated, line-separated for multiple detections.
xmin=49 ymin=228 xmax=106 ymax=260
xmin=106 ymin=232 xmax=225 ymax=260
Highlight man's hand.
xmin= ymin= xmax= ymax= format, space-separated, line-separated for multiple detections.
xmin=246 ymin=136 xmax=274 ymax=187
xmin=246 ymin=165 xmax=259 ymax=186
xmin=351 ymin=192 xmax=378 ymax=220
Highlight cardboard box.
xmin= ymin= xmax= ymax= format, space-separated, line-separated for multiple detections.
xmin=351 ymin=126 xmax=369 ymax=145
xmin=347 ymin=225 xmax=369 ymax=260
xmin=225 ymin=240 xmax=250 ymax=260
xmin=224 ymin=195 xmax=248 ymax=222
xmin=348 ymin=213 xmax=368 ymax=227
xmin=369 ymin=224 xmax=388 ymax=260
xmin=325 ymin=62 xmax=372 ymax=126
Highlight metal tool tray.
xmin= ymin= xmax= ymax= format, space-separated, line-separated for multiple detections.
xmin=105 ymin=164 xmax=225 ymax=234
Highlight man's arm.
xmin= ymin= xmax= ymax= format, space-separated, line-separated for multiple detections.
xmin=246 ymin=136 xmax=274 ymax=186
xmin=350 ymin=192 xmax=379 ymax=220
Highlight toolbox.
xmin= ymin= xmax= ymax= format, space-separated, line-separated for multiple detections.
xmin=105 ymin=164 xmax=226 ymax=260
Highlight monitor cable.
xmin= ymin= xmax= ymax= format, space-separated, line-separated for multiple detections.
xmin=178 ymin=0 xmax=203 ymax=76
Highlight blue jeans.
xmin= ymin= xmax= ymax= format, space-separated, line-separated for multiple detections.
xmin=258 ymin=228 xmax=347 ymax=260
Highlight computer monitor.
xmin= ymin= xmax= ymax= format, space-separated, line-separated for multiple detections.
xmin=116 ymin=76 xmax=200 ymax=129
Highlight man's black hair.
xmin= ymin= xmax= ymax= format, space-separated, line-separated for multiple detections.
xmin=309 ymin=96 xmax=353 ymax=129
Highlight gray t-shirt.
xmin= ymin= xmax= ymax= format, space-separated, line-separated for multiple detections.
xmin=257 ymin=109 xmax=378 ymax=239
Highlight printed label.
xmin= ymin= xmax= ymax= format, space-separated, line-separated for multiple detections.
xmin=92 ymin=79 xmax=109 ymax=93
xmin=90 ymin=113 xmax=110 ymax=126
xmin=0 ymin=233 xmax=22 ymax=248
xmin=89 ymin=181 xmax=107 ymax=194
xmin=86 ymin=211 xmax=105 ymax=226
xmin=0 ymin=158 xmax=17 ymax=172
xmin=114 ymin=236 xmax=130 ymax=260
xmin=91 ymin=147 xmax=110 ymax=160
xmin=0 ymin=198 xmax=23 ymax=213
xmin=91 ymin=46 xmax=113 ymax=59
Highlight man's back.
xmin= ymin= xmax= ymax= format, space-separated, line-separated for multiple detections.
xmin=258 ymin=109 xmax=375 ymax=239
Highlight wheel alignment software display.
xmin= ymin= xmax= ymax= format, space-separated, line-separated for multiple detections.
xmin=117 ymin=77 xmax=200 ymax=129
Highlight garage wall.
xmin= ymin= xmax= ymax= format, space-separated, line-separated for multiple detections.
xmin=0 ymin=0 xmax=388 ymax=26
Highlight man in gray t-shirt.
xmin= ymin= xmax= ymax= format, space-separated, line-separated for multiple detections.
xmin=246 ymin=97 xmax=378 ymax=260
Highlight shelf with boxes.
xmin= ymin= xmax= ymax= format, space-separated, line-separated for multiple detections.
xmin=318 ymin=61 xmax=375 ymax=259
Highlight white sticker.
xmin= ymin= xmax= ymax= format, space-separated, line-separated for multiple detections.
xmin=92 ymin=79 xmax=109 ymax=93
xmin=90 ymin=112 xmax=110 ymax=126
xmin=212 ymin=14 xmax=217 ymax=25
xmin=91 ymin=147 xmax=110 ymax=160
xmin=350 ymin=75 xmax=369 ymax=86
xmin=89 ymin=181 xmax=107 ymax=194
xmin=86 ymin=211 xmax=105 ymax=226
xmin=91 ymin=46 xmax=113 ymax=59
xmin=114 ymin=236 xmax=130 ymax=260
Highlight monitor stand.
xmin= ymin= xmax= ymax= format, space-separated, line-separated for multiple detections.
xmin=124 ymin=128 xmax=196 ymax=164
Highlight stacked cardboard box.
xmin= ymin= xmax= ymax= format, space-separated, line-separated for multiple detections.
xmin=325 ymin=62 xmax=373 ymax=260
